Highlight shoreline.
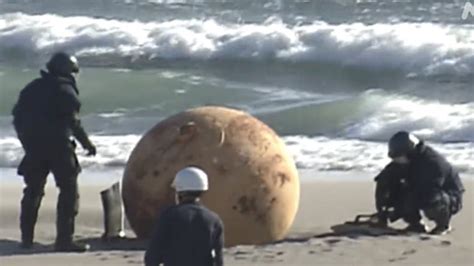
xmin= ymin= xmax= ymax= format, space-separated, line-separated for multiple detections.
xmin=2 ymin=168 xmax=473 ymax=187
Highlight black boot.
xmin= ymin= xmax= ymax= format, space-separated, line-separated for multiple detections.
xmin=19 ymin=239 xmax=33 ymax=249
xmin=55 ymin=175 xmax=82 ymax=251
xmin=55 ymin=215 xmax=88 ymax=252
xmin=54 ymin=240 xmax=89 ymax=252
xmin=20 ymin=225 xmax=33 ymax=249
xmin=429 ymin=224 xmax=452 ymax=235
xmin=20 ymin=223 xmax=34 ymax=249
xmin=401 ymin=221 xmax=427 ymax=233
xmin=424 ymin=191 xmax=452 ymax=235
xmin=20 ymin=184 xmax=45 ymax=249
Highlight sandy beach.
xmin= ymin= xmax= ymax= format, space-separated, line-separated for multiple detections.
xmin=0 ymin=170 xmax=472 ymax=266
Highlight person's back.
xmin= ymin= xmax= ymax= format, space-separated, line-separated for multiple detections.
xmin=13 ymin=70 xmax=81 ymax=151
xmin=152 ymin=203 xmax=223 ymax=266
xmin=145 ymin=167 xmax=224 ymax=266
xmin=407 ymin=142 xmax=465 ymax=215
xmin=408 ymin=144 xmax=463 ymax=195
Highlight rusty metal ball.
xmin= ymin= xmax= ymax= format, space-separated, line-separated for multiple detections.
xmin=122 ymin=106 xmax=300 ymax=246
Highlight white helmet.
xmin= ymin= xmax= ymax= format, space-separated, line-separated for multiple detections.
xmin=172 ymin=167 xmax=209 ymax=192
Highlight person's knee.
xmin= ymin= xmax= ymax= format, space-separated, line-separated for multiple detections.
xmin=57 ymin=181 xmax=80 ymax=215
xmin=56 ymin=174 xmax=78 ymax=193
xmin=51 ymin=151 xmax=81 ymax=180
xmin=423 ymin=191 xmax=450 ymax=222
xmin=448 ymin=192 xmax=463 ymax=215
xmin=58 ymin=183 xmax=78 ymax=203
xmin=23 ymin=185 xmax=45 ymax=200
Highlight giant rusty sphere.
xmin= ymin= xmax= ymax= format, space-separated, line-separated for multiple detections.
xmin=122 ymin=106 xmax=299 ymax=246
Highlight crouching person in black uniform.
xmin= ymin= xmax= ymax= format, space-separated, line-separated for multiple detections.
xmin=12 ymin=52 xmax=96 ymax=251
xmin=377 ymin=131 xmax=465 ymax=235
xmin=145 ymin=167 xmax=224 ymax=266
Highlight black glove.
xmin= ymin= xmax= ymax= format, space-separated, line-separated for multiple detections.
xmin=85 ymin=144 xmax=97 ymax=156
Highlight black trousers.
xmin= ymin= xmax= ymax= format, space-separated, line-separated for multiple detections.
xmin=18 ymin=145 xmax=81 ymax=244
xmin=401 ymin=189 xmax=459 ymax=227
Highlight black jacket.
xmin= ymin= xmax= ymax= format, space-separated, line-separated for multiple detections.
xmin=407 ymin=142 xmax=465 ymax=208
xmin=145 ymin=202 xmax=224 ymax=266
xmin=12 ymin=70 xmax=92 ymax=152
xmin=374 ymin=162 xmax=408 ymax=215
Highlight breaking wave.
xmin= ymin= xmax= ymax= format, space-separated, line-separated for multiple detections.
xmin=1 ymin=13 xmax=473 ymax=79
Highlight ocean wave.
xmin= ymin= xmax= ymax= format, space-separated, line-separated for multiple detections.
xmin=255 ymin=90 xmax=474 ymax=142
xmin=0 ymin=135 xmax=141 ymax=169
xmin=1 ymin=134 xmax=472 ymax=174
xmin=0 ymin=13 xmax=473 ymax=78
xmin=344 ymin=90 xmax=474 ymax=142
xmin=285 ymin=136 xmax=474 ymax=174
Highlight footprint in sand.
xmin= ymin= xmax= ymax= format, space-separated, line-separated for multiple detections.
xmin=419 ymin=236 xmax=430 ymax=241
xmin=440 ymin=240 xmax=451 ymax=246
xmin=322 ymin=247 xmax=332 ymax=252
xmin=402 ymin=249 xmax=417 ymax=255
xmin=234 ymin=250 xmax=253 ymax=256
xmin=324 ymin=238 xmax=342 ymax=245
xmin=388 ymin=256 xmax=407 ymax=262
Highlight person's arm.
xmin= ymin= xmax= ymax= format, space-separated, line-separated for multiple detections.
xmin=71 ymin=112 xmax=96 ymax=155
xmin=374 ymin=164 xmax=392 ymax=213
xmin=374 ymin=164 xmax=401 ymax=213
xmin=145 ymin=211 xmax=170 ymax=266
xmin=57 ymin=85 xmax=96 ymax=155
xmin=213 ymin=220 xmax=224 ymax=266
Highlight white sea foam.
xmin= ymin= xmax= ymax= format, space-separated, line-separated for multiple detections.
xmin=1 ymin=134 xmax=472 ymax=174
xmin=284 ymin=136 xmax=474 ymax=174
xmin=345 ymin=91 xmax=474 ymax=142
xmin=0 ymin=13 xmax=473 ymax=78
xmin=0 ymin=135 xmax=141 ymax=169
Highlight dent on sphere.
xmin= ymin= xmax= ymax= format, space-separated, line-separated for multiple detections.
xmin=122 ymin=106 xmax=300 ymax=246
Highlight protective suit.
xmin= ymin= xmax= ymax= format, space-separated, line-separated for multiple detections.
xmin=12 ymin=52 xmax=95 ymax=251
xmin=375 ymin=131 xmax=465 ymax=234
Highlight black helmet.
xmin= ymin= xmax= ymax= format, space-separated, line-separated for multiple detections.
xmin=46 ymin=52 xmax=79 ymax=76
xmin=388 ymin=131 xmax=419 ymax=158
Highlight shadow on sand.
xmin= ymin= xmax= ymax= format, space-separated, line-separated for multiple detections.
xmin=0 ymin=237 xmax=146 ymax=257
xmin=0 ymin=223 xmax=407 ymax=256
xmin=278 ymin=223 xmax=402 ymax=244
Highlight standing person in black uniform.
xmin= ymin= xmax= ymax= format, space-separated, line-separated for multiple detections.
xmin=145 ymin=167 xmax=224 ymax=266
xmin=12 ymin=52 xmax=96 ymax=252
xmin=379 ymin=131 xmax=465 ymax=235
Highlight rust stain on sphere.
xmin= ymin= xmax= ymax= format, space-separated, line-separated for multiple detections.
xmin=122 ymin=106 xmax=300 ymax=246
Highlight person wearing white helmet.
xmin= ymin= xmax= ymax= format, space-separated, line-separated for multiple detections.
xmin=145 ymin=166 xmax=224 ymax=266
